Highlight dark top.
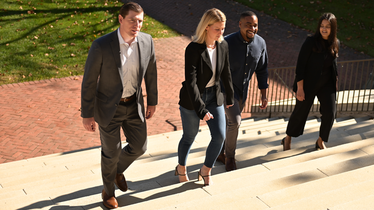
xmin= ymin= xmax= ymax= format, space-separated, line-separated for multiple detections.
xmin=293 ymin=36 xmax=338 ymax=96
xmin=322 ymin=39 xmax=334 ymax=76
xmin=224 ymin=31 xmax=269 ymax=103
xmin=179 ymin=40 xmax=234 ymax=119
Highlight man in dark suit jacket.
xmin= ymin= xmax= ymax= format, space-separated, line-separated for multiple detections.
xmin=81 ymin=2 xmax=157 ymax=209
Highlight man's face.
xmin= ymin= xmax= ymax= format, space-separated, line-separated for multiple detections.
xmin=239 ymin=15 xmax=258 ymax=41
xmin=119 ymin=10 xmax=144 ymax=38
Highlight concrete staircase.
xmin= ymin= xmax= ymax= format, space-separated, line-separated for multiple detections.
xmin=1 ymin=116 xmax=374 ymax=209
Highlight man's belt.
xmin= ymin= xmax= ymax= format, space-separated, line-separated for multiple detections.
xmin=120 ymin=94 xmax=135 ymax=102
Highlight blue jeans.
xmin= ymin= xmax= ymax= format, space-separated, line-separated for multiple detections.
xmin=178 ymin=87 xmax=226 ymax=168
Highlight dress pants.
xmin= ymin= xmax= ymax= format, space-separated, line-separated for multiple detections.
xmin=99 ymin=99 xmax=147 ymax=197
xmin=286 ymin=74 xmax=336 ymax=142
xmin=223 ymin=97 xmax=244 ymax=158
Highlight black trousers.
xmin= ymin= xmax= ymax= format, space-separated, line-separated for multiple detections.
xmin=286 ymin=74 xmax=336 ymax=142
xmin=99 ymin=99 xmax=147 ymax=197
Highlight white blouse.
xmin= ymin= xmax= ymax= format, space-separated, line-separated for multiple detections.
xmin=206 ymin=47 xmax=217 ymax=88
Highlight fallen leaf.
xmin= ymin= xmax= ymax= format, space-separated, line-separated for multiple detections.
xmin=71 ymin=53 xmax=76 ymax=57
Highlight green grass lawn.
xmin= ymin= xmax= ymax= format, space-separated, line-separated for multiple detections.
xmin=0 ymin=0 xmax=180 ymax=85
xmin=237 ymin=0 xmax=374 ymax=57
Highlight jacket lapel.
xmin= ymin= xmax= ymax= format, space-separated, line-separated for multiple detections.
xmin=137 ymin=33 xmax=145 ymax=83
xmin=216 ymin=41 xmax=222 ymax=79
xmin=110 ymin=31 xmax=121 ymax=70
xmin=201 ymin=44 xmax=212 ymax=72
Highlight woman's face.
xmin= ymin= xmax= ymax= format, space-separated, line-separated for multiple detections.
xmin=206 ymin=21 xmax=225 ymax=42
xmin=320 ymin=19 xmax=331 ymax=40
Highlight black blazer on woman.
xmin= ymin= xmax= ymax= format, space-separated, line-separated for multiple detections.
xmin=293 ymin=36 xmax=338 ymax=96
xmin=179 ymin=40 xmax=234 ymax=119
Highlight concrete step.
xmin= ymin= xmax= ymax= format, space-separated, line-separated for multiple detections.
xmin=121 ymin=138 xmax=374 ymax=209
xmin=258 ymin=164 xmax=374 ymax=208
xmin=331 ymin=194 xmax=374 ymax=210
xmin=267 ymin=170 xmax=374 ymax=210
xmin=1 ymin=116 xmax=374 ymax=209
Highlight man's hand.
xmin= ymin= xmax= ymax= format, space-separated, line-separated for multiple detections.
xmin=259 ymin=89 xmax=268 ymax=109
xmin=146 ymin=105 xmax=156 ymax=119
xmin=83 ymin=117 xmax=96 ymax=132
xmin=259 ymin=98 xmax=268 ymax=109
xmin=226 ymin=104 xmax=234 ymax=109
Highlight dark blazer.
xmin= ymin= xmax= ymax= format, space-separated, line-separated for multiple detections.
xmin=293 ymin=36 xmax=338 ymax=96
xmin=81 ymin=30 xmax=157 ymax=127
xmin=179 ymin=40 xmax=234 ymax=119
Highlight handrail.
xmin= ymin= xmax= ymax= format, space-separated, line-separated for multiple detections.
xmin=244 ymin=59 xmax=374 ymax=117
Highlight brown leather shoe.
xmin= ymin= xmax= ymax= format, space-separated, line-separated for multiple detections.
xmin=225 ymin=158 xmax=237 ymax=171
xmin=216 ymin=153 xmax=226 ymax=164
xmin=114 ymin=173 xmax=128 ymax=192
xmin=102 ymin=189 xmax=118 ymax=209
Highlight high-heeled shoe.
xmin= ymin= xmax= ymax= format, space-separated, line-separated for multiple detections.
xmin=197 ymin=170 xmax=210 ymax=186
xmin=281 ymin=137 xmax=290 ymax=151
xmin=174 ymin=165 xmax=186 ymax=176
xmin=315 ymin=140 xmax=326 ymax=150
xmin=175 ymin=165 xmax=188 ymax=182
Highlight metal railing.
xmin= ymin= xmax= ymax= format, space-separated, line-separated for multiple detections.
xmin=244 ymin=59 xmax=374 ymax=117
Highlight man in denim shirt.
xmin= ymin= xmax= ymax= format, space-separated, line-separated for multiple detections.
xmin=218 ymin=11 xmax=269 ymax=171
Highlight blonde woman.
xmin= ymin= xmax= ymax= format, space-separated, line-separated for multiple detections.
xmin=175 ymin=8 xmax=234 ymax=186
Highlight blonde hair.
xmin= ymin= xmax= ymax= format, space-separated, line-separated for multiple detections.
xmin=192 ymin=8 xmax=226 ymax=44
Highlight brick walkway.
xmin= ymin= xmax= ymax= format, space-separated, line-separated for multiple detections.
xmin=0 ymin=0 xmax=371 ymax=164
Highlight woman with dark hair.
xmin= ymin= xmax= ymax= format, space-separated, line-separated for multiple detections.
xmin=281 ymin=13 xmax=339 ymax=151
xmin=174 ymin=8 xmax=234 ymax=186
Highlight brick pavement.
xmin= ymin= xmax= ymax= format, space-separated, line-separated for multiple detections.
xmin=0 ymin=0 xmax=371 ymax=163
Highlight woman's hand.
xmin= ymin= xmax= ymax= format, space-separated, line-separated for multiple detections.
xmin=296 ymin=88 xmax=305 ymax=101
xmin=203 ymin=112 xmax=214 ymax=121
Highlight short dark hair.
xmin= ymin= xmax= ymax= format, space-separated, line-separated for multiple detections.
xmin=240 ymin=11 xmax=257 ymax=20
xmin=119 ymin=2 xmax=143 ymax=18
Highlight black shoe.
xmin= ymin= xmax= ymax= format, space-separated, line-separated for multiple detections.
xmin=216 ymin=153 xmax=226 ymax=164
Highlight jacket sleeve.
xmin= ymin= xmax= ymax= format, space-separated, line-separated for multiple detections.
xmin=184 ymin=43 xmax=208 ymax=119
xmin=295 ymin=37 xmax=313 ymax=82
xmin=144 ymin=36 xmax=158 ymax=106
xmin=221 ymin=43 xmax=234 ymax=106
xmin=255 ymin=42 xmax=269 ymax=90
xmin=81 ymin=41 xmax=102 ymax=118
xmin=334 ymin=40 xmax=340 ymax=77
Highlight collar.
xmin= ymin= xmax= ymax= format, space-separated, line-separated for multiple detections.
xmin=117 ymin=28 xmax=138 ymax=46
